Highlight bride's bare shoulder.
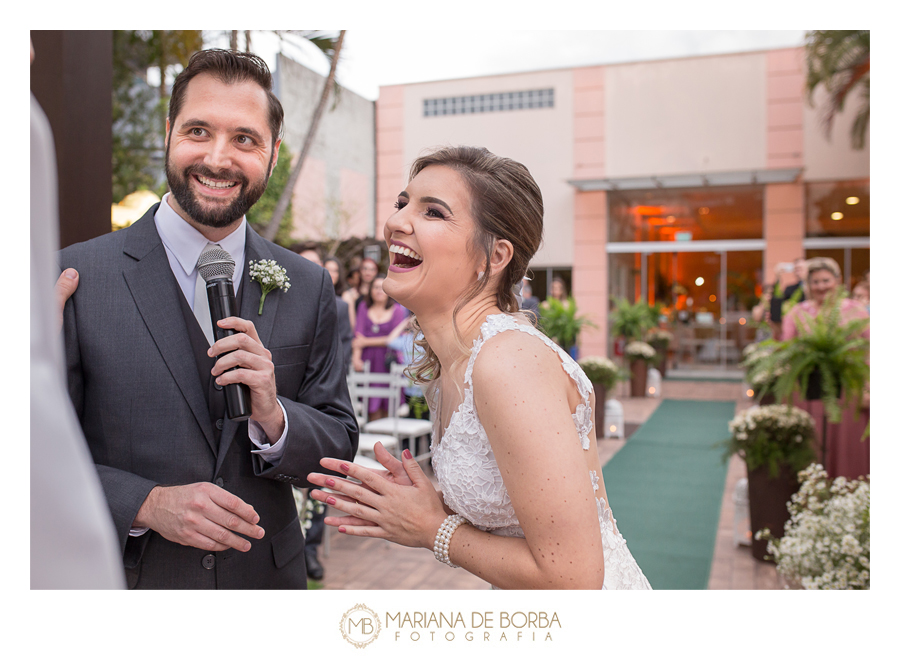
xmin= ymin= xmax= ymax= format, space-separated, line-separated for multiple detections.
xmin=470 ymin=326 xmax=568 ymax=393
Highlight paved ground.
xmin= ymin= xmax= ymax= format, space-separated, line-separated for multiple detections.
xmin=306 ymin=378 xmax=780 ymax=590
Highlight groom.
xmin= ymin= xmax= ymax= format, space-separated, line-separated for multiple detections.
xmin=59 ymin=49 xmax=358 ymax=589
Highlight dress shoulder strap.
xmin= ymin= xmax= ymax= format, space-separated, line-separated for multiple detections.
xmin=464 ymin=315 xmax=593 ymax=404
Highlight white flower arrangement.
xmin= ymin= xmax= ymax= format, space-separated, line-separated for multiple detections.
xmin=759 ymin=463 xmax=869 ymax=590
xmin=740 ymin=341 xmax=784 ymax=393
xmin=647 ymin=328 xmax=674 ymax=344
xmin=624 ymin=340 xmax=656 ymax=361
xmin=578 ymin=356 xmax=622 ymax=389
xmin=727 ymin=404 xmax=814 ymax=442
xmin=249 ymin=259 xmax=291 ymax=315
xmin=724 ymin=404 xmax=817 ymax=476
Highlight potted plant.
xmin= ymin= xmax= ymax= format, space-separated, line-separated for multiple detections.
xmin=740 ymin=342 xmax=784 ymax=405
xmin=759 ymin=463 xmax=869 ymax=589
xmin=624 ymin=341 xmax=656 ymax=397
xmin=646 ymin=327 xmax=674 ymax=377
xmin=539 ymin=296 xmax=595 ymax=361
xmin=578 ymin=356 xmax=624 ymax=436
xmin=609 ymin=297 xmax=655 ymax=343
xmin=723 ymin=404 xmax=817 ymax=561
xmin=756 ymin=293 xmax=869 ymax=424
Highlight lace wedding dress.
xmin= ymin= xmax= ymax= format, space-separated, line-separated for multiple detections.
xmin=431 ymin=314 xmax=652 ymax=590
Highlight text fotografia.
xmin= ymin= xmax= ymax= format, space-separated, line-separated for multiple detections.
xmin=386 ymin=611 xmax=561 ymax=642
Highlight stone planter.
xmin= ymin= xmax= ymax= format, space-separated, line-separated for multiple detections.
xmin=746 ymin=464 xmax=802 ymax=562
xmin=629 ymin=359 xmax=648 ymax=398
xmin=592 ymin=383 xmax=606 ymax=438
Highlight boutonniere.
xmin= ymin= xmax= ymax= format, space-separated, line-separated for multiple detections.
xmin=249 ymin=259 xmax=291 ymax=315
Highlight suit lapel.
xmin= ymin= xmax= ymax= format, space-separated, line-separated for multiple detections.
xmin=122 ymin=207 xmax=217 ymax=457
xmin=241 ymin=225 xmax=279 ymax=346
xmin=217 ymin=224 xmax=280 ymax=474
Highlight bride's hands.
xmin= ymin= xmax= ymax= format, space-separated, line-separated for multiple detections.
xmin=307 ymin=448 xmax=446 ymax=549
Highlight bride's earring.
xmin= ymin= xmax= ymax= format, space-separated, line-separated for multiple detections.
xmin=477 ymin=271 xmax=484 ymax=281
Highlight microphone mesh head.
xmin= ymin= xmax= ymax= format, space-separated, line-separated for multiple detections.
xmin=197 ymin=247 xmax=235 ymax=282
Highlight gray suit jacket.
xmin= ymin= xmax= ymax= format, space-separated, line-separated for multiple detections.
xmin=60 ymin=206 xmax=358 ymax=589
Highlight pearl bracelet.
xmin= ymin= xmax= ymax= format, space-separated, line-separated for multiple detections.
xmin=433 ymin=514 xmax=468 ymax=567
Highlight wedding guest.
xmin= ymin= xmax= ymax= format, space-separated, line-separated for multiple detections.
xmin=852 ymin=279 xmax=870 ymax=313
xmin=350 ymin=257 xmax=380 ymax=313
xmin=769 ymin=261 xmax=804 ymax=334
xmin=782 ymin=256 xmax=869 ymax=480
xmin=750 ymin=283 xmax=775 ymax=341
xmin=352 ymin=276 xmax=409 ymax=421
xmin=325 ymin=256 xmax=356 ymax=333
xmin=782 ymin=257 xmax=868 ymax=340
xmin=550 ymin=276 xmax=569 ymax=304
xmin=519 ymin=281 xmax=540 ymax=325
xmin=293 ymin=250 xmax=353 ymax=582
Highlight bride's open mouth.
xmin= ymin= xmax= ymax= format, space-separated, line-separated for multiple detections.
xmin=389 ymin=243 xmax=423 ymax=270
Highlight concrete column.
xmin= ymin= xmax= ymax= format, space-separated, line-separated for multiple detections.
xmin=764 ymin=182 xmax=804 ymax=281
xmin=375 ymin=85 xmax=405 ymax=239
xmin=573 ymin=191 xmax=608 ymax=357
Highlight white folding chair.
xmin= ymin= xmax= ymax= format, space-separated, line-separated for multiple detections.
xmin=347 ymin=362 xmax=401 ymax=458
xmin=362 ymin=362 xmax=433 ymax=462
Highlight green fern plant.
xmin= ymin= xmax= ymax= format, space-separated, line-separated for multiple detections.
xmin=538 ymin=297 xmax=595 ymax=350
xmin=609 ymin=297 xmax=655 ymax=341
xmin=756 ymin=292 xmax=869 ymax=423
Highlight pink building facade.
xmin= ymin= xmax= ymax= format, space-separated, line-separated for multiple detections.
xmin=375 ymin=47 xmax=869 ymax=373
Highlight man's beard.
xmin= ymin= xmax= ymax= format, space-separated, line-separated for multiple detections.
xmin=165 ymin=147 xmax=272 ymax=229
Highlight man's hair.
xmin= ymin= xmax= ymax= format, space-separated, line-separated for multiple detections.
xmin=168 ymin=49 xmax=284 ymax=146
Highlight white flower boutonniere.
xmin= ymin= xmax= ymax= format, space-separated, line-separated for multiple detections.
xmin=249 ymin=259 xmax=291 ymax=315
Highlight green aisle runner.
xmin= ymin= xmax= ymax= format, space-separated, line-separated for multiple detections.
xmin=602 ymin=399 xmax=735 ymax=589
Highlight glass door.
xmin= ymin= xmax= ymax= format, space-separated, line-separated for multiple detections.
xmin=611 ymin=249 xmax=763 ymax=374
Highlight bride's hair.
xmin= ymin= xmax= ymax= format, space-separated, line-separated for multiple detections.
xmin=405 ymin=146 xmax=544 ymax=387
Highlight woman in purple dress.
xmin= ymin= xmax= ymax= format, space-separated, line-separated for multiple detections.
xmin=352 ymin=276 xmax=409 ymax=420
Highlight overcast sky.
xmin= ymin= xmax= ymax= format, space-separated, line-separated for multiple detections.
xmin=210 ymin=30 xmax=808 ymax=101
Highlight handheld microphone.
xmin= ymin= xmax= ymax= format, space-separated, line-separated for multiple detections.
xmin=197 ymin=247 xmax=252 ymax=421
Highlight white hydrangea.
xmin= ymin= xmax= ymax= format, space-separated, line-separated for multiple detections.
xmin=624 ymin=341 xmax=656 ymax=360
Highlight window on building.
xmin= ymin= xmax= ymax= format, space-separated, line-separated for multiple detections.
xmin=805 ymin=180 xmax=869 ymax=238
xmin=423 ymin=89 xmax=554 ymax=117
xmin=608 ymin=186 xmax=764 ymax=243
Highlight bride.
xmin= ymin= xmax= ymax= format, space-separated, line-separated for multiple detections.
xmin=308 ymin=146 xmax=651 ymax=590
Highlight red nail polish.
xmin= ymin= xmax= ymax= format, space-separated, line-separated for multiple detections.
xmin=403 ymin=449 xmax=412 ymax=459
xmin=339 ymin=527 xmax=347 ymax=533
xmin=340 ymin=463 xmax=350 ymax=472
xmin=325 ymin=478 xmax=335 ymax=487
xmin=326 ymin=496 xmax=336 ymax=505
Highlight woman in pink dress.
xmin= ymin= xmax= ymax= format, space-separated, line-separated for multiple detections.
xmin=352 ymin=276 xmax=409 ymax=421
xmin=782 ymin=257 xmax=870 ymax=480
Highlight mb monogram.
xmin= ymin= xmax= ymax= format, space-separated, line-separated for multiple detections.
xmin=340 ymin=604 xmax=381 ymax=648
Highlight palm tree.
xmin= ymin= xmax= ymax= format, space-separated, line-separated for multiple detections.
xmin=260 ymin=30 xmax=346 ymax=242
xmin=805 ymin=30 xmax=869 ymax=150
